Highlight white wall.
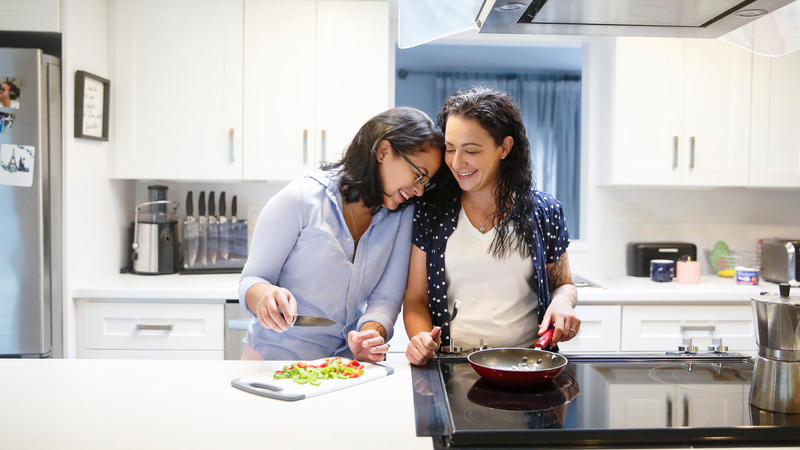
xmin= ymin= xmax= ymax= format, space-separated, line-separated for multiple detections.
xmin=62 ymin=0 xmax=135 ymax=358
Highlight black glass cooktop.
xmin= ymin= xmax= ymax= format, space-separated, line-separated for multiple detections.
xmin=411 ymin=354 xmax=800 ymax=448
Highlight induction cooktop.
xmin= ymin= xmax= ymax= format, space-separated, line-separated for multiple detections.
xmin=411 ymin=352 xmax=800 ymax=448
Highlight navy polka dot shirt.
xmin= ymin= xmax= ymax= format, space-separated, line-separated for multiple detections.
xmin=412 ymin=189 xmax=570 ymax=347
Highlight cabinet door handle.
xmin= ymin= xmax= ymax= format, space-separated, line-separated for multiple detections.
xmin=672 ymin=136 xmax=679 ymax=168
xmin=229 ymin=128 xmax=235 ymax=162
xmin=666 ymin=393 xmax=673 ymax=427
xmin=680 ymin=325 xmax=715 ymax=333
xmin=689 ymin=136 xmax=695 ymax=169
xmin=136 ymin=324 xmax=173 ymax=332
xmin=303 ymin=129 xmax=308 ymax=163
xmin=321 ymin=129 xmax=326 ymax=163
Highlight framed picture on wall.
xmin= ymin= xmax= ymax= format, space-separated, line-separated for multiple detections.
xmin=74 ymin=70 xmax=110 ymax=141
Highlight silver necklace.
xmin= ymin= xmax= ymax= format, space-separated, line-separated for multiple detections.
xmin=463 ymin=199 xmax=489 ymax=233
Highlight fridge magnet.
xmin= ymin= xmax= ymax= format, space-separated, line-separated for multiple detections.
xmin=0 ymin=112 xmax=13 ymax=133
xmin=0 ymin=144 xmax=35 ymax=187
xmin=0 ymin=77 xmax=21 ymax=109
xmin=74 ymin=70 xmax=110 ymax=141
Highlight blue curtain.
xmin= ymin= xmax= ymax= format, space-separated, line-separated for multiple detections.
xmin=435 ymin=73 xmax=581 ymax=239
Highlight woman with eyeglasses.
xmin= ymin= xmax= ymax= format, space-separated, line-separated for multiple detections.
xmin=239 ymin=107 xmax=443 ymax=361
xmin=403 ymin=87 xmax=580 ymax=366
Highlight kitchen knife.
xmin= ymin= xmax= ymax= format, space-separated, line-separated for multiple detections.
xmin=219 ymin=192 xmax=229 ymax=260
xmin=283 ymin=314 xmax=336 ymax=327
xmin=185 ymin=191 xmax=199 ymax=267
xmin=198 ymin=191 xmax=208 ymax=266
xmin=208 ymin=191 xmax=218 ymax=265
xmin=230 ymin=195 xmax=243 ymax=260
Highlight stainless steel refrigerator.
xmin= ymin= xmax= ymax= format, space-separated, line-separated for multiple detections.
xmin=0 ymin=48 xmax=62 ymax=358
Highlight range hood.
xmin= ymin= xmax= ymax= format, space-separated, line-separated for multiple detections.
xmin=476 ymin=0 xmax=796 ymax=38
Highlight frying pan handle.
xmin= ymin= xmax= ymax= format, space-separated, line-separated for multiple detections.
xmin=534 ymin=328 xmax=555 ymax=349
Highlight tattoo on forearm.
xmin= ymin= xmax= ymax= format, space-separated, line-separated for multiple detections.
xmin=547 ymin=253 xmax=574 ymax=293
xmin=552 ymin=284 xmax=578 ymax=308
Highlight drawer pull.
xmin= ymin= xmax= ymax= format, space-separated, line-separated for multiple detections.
xmin=136 ymin=324 xmax=173 ymax=332
xmin=680 ymin=325 xmax=715 ymax=333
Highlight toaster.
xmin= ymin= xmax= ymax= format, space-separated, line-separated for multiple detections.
xmin=761 ymin=239 xmax=799 ymax=284
xmin=626 ymin=242 xmax=698 ymax=277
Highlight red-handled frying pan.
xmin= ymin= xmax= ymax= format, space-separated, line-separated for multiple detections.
xmin=467 ymin=329 xmax=568 ymax=388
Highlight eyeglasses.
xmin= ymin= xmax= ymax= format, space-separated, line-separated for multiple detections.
xmin=400 ymin=153 xmax=435 ymax=192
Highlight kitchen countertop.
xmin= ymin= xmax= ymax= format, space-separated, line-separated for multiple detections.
xmin=72 ymin=273 xmax=788 ymax=304
xmin=0 ymin=359 xmax=429 ymax=450
xmin=1 ymin=359 xmax=798 ymax=450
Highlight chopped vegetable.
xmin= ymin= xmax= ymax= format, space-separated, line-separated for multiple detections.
xmin=273 ymin=357 xmax=365 ymax=386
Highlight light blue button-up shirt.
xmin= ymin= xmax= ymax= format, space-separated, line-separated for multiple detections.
xmin=238 ymin=171 xmax=413 ymax=360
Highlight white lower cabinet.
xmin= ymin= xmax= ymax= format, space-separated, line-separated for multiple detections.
xmin=558 ymin=305 xmax=621 ymax=353
xmin=78 ymin=301 xmax=224 ymax=360
xmin=620 ymin=305 xmax=755 ymax=352
xmin=608 ymin=383 xmax=748 ymax=428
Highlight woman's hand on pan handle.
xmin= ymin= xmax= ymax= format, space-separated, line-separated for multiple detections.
xmin=406 ymin=326 xmax=441 ymax=366
xmin=543 ymin=252 xmax=580 ymax=345
xmin=539 ymin=295 xmax=581 ymax=345
xmin=251 ymin=284 xmax=297 ymax=333
xmin=348 ymin=322 xmax=389 ymax=363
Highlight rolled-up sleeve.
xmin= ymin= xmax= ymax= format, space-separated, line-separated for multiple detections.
xmin=238 ymin=181 xmax=305 ymax=317
xmin=536 ymin=192 xmax=570 ymax=263
xmin=356 ymin=205 xmax=414 ymax=341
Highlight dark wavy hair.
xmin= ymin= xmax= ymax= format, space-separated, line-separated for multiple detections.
xmin=436 ymin=86 xmax=535 ymax=258
xmin=323 ymin=107 xmax=444 ymax=211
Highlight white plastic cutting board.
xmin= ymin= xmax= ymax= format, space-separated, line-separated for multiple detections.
xmin=231 ymin=358 xmax=394 ymax=401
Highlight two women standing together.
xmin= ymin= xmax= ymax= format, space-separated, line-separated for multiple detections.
xmin=238 ymin=87 xmax=581 ymax=364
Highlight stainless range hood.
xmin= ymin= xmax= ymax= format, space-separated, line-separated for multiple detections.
xmin=477 ymin=0 xmax=796 ymax=38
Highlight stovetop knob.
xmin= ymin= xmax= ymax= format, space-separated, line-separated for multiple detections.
xmin=473 ymin=338 xmax=491 ymax=352
xmin=708 ymin=338 xmax=728 ymax=353
xmin=678 ymin=338 xmax=697 ymax=353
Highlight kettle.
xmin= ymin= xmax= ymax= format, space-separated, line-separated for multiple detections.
xmin=131 ymin=185 xmax=180 ymax=275
xmin=749 ymin=284 xmax=800 ymax=414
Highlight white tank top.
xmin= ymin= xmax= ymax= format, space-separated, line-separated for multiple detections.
xmin=444 ymin=208 xmax=539 ymax=349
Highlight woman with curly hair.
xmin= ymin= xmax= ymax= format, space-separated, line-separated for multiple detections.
xmin=403 ymin=87 xmax=580 ymax=365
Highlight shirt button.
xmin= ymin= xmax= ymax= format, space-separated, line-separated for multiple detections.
xmin=346 ymin=238 xmax=352 ymax=242
xmin=356 ymin=267 xmax=360 ymax=273
xmin=349 ymin=298 xmax=354 ymax=304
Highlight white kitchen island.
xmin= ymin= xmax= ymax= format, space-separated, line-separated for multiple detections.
xmin=0 ymin=359 xmax=429 ymax=450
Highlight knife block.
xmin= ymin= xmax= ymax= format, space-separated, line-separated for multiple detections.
xmin=181 ymin=219 xmax=248 ymax=274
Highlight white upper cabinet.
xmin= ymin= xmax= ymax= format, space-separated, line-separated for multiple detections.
xmin=612 ymin=38 xmax=684 ymax=186
xmin=242 ymin=0 xmax=389 ymax=181
xmin=680 ymin=39 xmax=752 ymax=186
xmin=315 ymin=1 xmax=390 ymax=168
xmin=113 ymin=0 xmax=244 ymax=180
xmin=749 ymin=51 xmax=800 ymax=188
xmin=612 ymin=38 xmax=752 ymax=187
xmin=0 ymin=0 xmax=60 ymax=32
xmin=113 ymin=0 xmax=389 ymax=181
xmin=243 ymin=0 xmax=318 ymax=181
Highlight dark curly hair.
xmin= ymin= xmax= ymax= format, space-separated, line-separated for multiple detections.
xmin=323 ymin=107 xmax=444 ymax=211
xmin=436 ymin=86 xmax=535 ymax=258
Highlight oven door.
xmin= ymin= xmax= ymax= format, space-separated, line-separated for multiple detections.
xmin=224 ymin=300 xmax=250 ymax=360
